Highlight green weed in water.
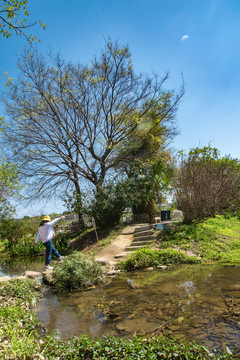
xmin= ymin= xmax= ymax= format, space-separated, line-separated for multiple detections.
xmin=52 ymin=251 xmax=103 ymax=292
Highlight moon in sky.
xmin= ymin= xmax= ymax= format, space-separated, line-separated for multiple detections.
xmin=181 ymin=35 xmax=189 ymax=41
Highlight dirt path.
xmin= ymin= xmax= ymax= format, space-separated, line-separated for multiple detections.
xmin=94 ymin=225 xmax=136 ymax=264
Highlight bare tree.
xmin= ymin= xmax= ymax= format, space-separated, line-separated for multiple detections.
xmin=174 ymin=146 xmax=240 ymax=224
xmin=2 ymin=40 xmax=183 ymax=218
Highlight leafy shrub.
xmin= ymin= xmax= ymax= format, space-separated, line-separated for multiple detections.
xmin=118 ymin=248 xmax=200 ymax=271
xmin=0 ymin=216 xmax=41 ymax=242
xmin=86 ymin=181 xmax=130 ymax=228
xmin=52 ymin=252 xmax=103 ymax=291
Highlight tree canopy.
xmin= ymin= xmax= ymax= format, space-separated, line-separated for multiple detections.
xmin=0 ymin=158 xmax=20 ymax=218
xmin=2 ymin=40 xmax=184 ymax=209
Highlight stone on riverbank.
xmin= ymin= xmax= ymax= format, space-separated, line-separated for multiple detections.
xmin=24 ymin=271 xmax=42 ymax=279
xmin=0 ymin=276 xmax=11 ymax=282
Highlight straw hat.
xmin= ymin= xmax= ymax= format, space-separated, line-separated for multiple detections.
xmin=42 ymin=215 xmax=51 ymax=221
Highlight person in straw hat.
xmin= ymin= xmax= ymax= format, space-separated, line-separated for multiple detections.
xmin=34 ymin=215 xmax=65 ymax=270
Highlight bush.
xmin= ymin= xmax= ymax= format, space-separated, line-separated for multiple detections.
xmin=118 ymin=248 xmax=200 ymax=271
xmin=65 ymin=335 xmax=225 ymax=360
xmin=174 ymin=146 xmax=240 ymax=224
xmin=86 ymin=181 xmax=130 ymax=228
xmin=52 ymin=252 xmax=103 ymax=291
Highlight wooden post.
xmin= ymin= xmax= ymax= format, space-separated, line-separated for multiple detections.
xmin=92 ymin=217 xmax=99 ymax=242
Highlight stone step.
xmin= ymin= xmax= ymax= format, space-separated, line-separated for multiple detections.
xmin=135 ymin=225 xmax=153 ymax=233
xmin=131 ymin=240 xmax=153 ymax=246
xmin=125 ymin=245 xmax=148 ymax=251
xmin=134 ymin=230 xmax=153 ymax=237
xmin=114 ymin=253 xmax=129 ymax=259
xmin=134 ymin=235 xmax=156 ymax=241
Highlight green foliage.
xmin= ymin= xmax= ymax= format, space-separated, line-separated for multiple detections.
xmin=3 ymin=234 xmax=43 ymax=256
xmin=0 ymin=216 xmax=43 ymax=256
xmin=159 ymin=215 xmax=240 ymax=263
xmin=0 ymin=278 xmax=43 ymax=359
xmin=65 ymin=335 xmax=225 ymax=360
xmin=118 ymin=248 xmax=200 ymax=271
xmin=86 ymin=181 xmax=131 ymax=228
xmin=52 ymin=252 xmax=103 ymax=292
xmin=0 ymin=304 xmax=42 ymax=358
xmin=125 ymin=159 xmax=172 ymax=208
xmin=0 ymin=0 xmax=46 ymax=42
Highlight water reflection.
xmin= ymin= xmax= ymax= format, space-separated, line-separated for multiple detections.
xmin=35 ymin=264 xmax=240 ymax=353
xmin=0 ymin=257 xmax=44 ymax=277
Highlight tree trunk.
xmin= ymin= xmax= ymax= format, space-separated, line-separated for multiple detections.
xmin=74 ymin=180 xmax=85 ymax=228
xmin=147 ymin=198 xmax=155 ymax=224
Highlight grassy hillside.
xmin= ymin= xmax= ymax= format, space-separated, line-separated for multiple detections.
xmin=158 ymin=215 xmax=240 ymax=263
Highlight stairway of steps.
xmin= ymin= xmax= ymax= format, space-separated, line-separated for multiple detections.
xmin=125 ymin=224 xmax=156 ymax=251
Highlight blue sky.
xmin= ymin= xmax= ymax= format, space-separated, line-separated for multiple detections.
xmin=1 ymin=0 xmax=240 ymax=217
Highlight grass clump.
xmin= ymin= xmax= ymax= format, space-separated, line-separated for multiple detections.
xmin=0 ymin=303 xmax=42 ymax=358
xmin=118 ymin=248 xmax=200 ymax=271
xmin=0 ymin=278 xmax=43 ymax=358
xmin=0 ymin=277 xmax=41 ymax=305
xmin=52 ymin=251 xmax=103 ymax=292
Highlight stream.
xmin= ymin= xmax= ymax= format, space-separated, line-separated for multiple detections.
xmin=1 ymin=258 xmax=240 ymax=354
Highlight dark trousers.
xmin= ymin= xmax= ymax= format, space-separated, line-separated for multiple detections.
xmin=43 ymin=240 xmax=60 ymax=265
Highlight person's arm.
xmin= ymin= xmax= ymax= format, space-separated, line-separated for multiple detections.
xmin=34 ymin=232 xmax=40 ymax=246
xmin=48 ymin=216 xmax=65 ymax=226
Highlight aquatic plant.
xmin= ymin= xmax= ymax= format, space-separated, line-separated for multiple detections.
xmin=52 ymin=251 xmax=103 ymax=292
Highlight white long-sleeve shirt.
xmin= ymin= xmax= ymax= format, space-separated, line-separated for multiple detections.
xmin=35 ymin=217 xmax=62 ymax=244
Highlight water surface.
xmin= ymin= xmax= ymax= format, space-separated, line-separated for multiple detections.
xmin=35 ymin=264 xmax=240 ymax=353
